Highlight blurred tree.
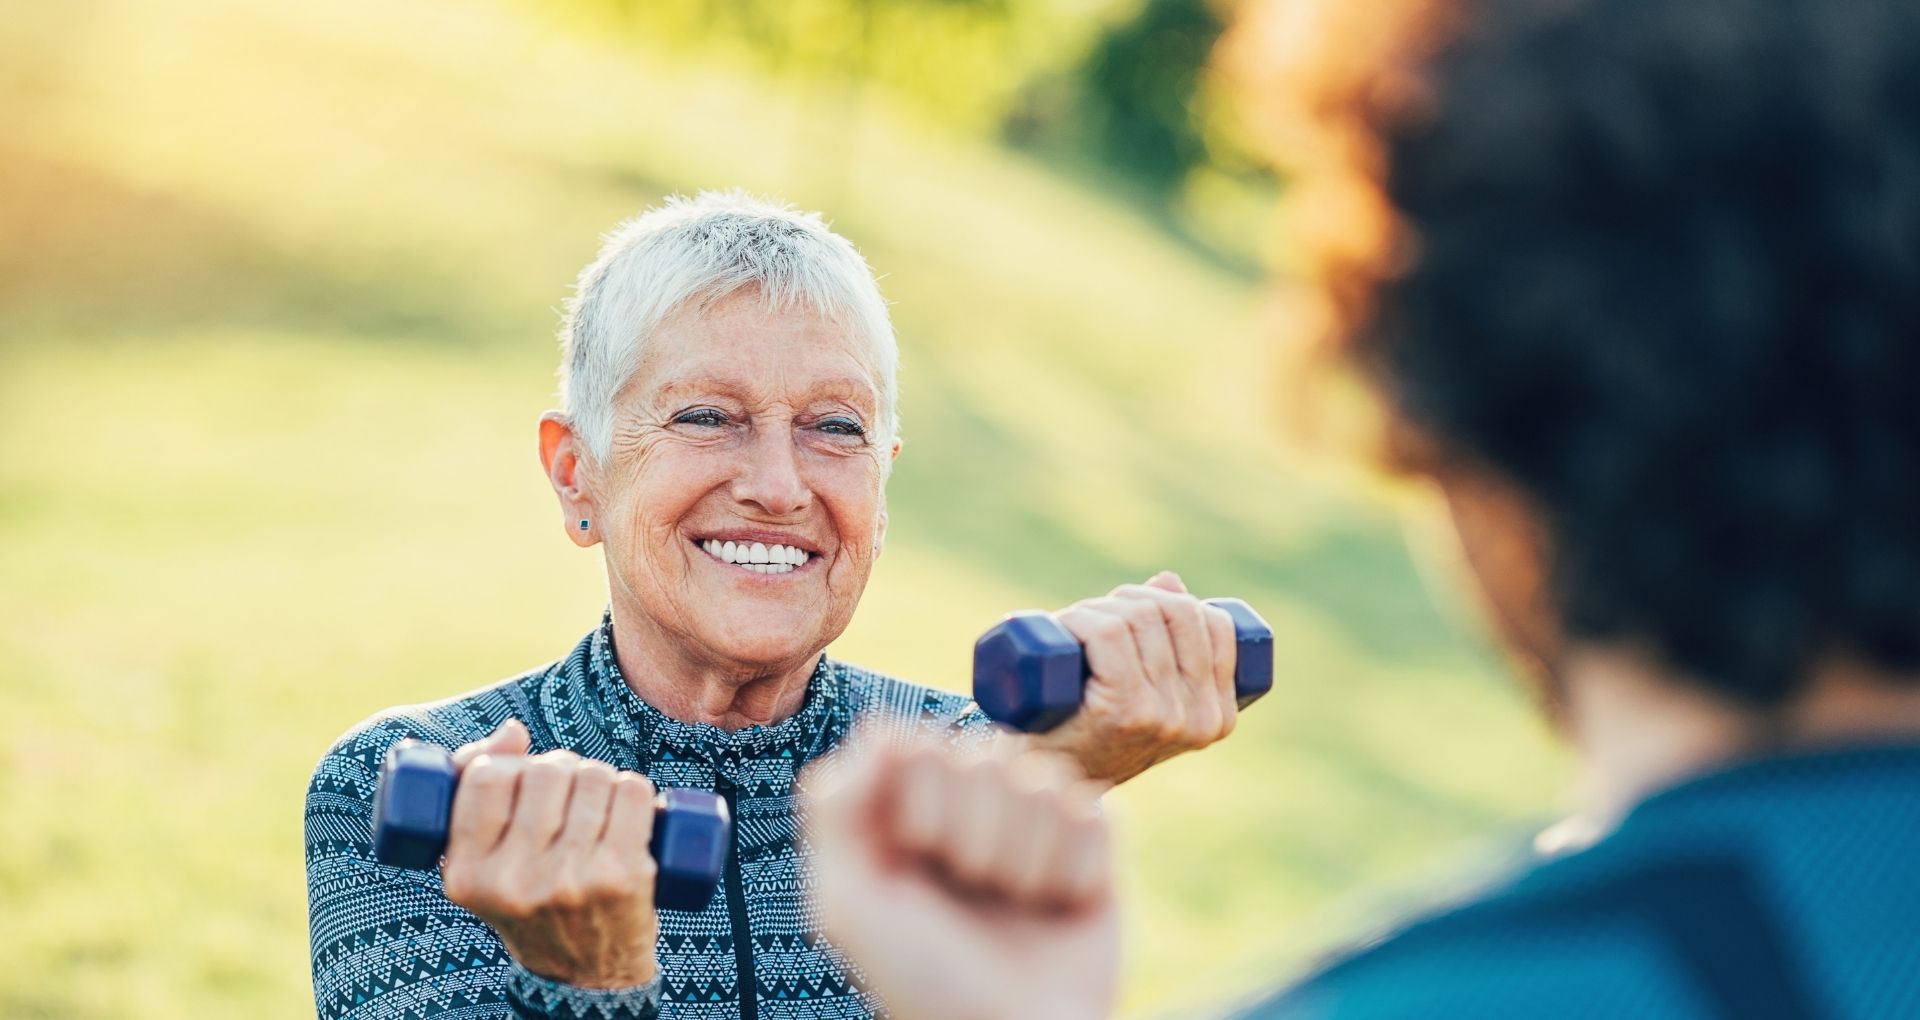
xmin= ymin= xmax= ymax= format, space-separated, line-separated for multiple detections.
xmin=1072 ymin=0 xmax=1224 ymax=197
xmin=543 ymin=0 xmax=1269 ymax=266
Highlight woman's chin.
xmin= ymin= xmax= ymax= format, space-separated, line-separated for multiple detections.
xmin=701 ymin=616 xmax=833 ymax=671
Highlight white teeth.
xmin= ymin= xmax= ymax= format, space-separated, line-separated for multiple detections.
xmin=700 ymin=538 xmax=811 ymax=571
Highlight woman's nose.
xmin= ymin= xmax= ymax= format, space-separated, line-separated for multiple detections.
xmin=730 ymin=429 xmax=812 ymax=517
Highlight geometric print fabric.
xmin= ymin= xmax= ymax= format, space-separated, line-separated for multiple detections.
xmin=308 ymin=615 xmax=992 ymax=1019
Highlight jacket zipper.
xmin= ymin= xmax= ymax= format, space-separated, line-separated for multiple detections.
xmin=716 ymin=778 xmax=758 ymax=1020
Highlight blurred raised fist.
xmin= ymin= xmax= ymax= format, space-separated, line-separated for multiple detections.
xmin=803 ymin=730 xmax=1118 ymax=1020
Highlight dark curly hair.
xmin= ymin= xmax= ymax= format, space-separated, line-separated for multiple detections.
xmin=1241 ymin=0 xmax=1920 ymax=705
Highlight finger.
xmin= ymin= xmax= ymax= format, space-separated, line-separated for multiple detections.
xmin=1144 ymin=570 xmax=1189 ymax=594
xmin=555 ymin=758 xmax=618 ymax=853
xmin=1055 ymin=604 xmax=1156 ymax=710
xmin=888 ymin=744 xmax=949 ymax=859
xmin=802 ymin=731 xmax=899 ymax=859
xmin=447 ymin=754 xmax=524 ymax=858
xmin=499 ymin=750 xmax=578 ymax=855
xmin=599 ymin=770 xmax=659 ymax=859
xmin=1112 ymin=585 xmax=1216 ymax=712
xmin=1091 ymin=595 xmax=1186 ymax=728
xmin=1203 ymin=604 xmax=1241 ymax=734
xmin=1053 ymin=790 xmax=1114 ymax=910
xmin=996 ymin=753 xmax=1082 ymax=903
xmin=941 ymin=751 xmax=1008 ymax=889
xmin=452 ymin=717 xmax=531 ymax=770
xmin=801 ymin=731 xmax=918 ymax=930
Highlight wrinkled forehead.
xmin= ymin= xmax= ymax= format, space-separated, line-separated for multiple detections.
xmin=627 ymin=290 xmax=887 ymax=410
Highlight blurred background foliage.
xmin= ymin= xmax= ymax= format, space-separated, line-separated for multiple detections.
xmin=0 ymin=0 xmax=1564 ymax=1016
xmin=560 ymin=0 xmax=1274 ymax=269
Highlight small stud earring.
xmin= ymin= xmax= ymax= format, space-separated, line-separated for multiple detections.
xmin=578 ymin=519 xmax=591 ymax=532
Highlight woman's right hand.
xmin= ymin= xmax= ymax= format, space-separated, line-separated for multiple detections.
xmin=803 ymin=732 xmax=1119 ymax=1020
xmin=437 ymin=719 xmax=663 ymax=989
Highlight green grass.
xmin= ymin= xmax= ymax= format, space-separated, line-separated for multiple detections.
xmin=0 ymin=0 xmax=1566 ymax=1016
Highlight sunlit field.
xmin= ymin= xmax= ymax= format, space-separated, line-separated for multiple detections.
xmin=0 ymin=0 xmax=1566 ymax=1015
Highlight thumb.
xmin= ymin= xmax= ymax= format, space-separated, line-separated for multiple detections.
xmin=1144 ymin=570 xmax=1188 ymax=594
xmin=451 ymin=717 xmax=530 ymax=769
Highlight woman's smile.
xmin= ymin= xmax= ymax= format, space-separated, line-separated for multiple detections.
xmin=691 ymin=530 xmax=822 ymax=577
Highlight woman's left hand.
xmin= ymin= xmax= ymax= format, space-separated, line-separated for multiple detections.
xmin=1022 ymin=571 xmax=1242 ymax=785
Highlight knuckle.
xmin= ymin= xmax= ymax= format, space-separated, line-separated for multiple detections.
xmin=463 ymin=758 xmax=514 ymax=792
xmin=525 ymin=757 xmax=568 ymax=782
xmin=615 ymin=771 xmax=657 ymax=798
xmin=573 ymin=760 xmax=616 ymax=789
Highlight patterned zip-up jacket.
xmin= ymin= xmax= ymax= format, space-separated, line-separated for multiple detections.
xmin=306 ymin=618 xmax=991 ymax=1020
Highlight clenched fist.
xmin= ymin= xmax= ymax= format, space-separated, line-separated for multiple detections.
xmin=803 ymin=731 xmax=1118 ymax=1020
xmin=1028 ymin=570 xmax=1244 ymax=784
xmin=438 ymin=719 xmax=663 ymax=989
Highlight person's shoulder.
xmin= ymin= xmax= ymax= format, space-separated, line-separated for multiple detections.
xmin=829 ymin=658 xmax=988 ymax=731
xmin=1239 ymin=845 xmax=1731 ymax=1020
xmin=306 ymin=664 xmax=553 ymax=801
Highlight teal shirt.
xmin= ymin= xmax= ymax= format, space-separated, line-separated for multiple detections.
xmin=1239 ymin=744 xmax=1920 ymax=1019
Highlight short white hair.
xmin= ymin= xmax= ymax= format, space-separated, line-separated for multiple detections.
xmin=558 ymin=190 xmax=899 ymax=459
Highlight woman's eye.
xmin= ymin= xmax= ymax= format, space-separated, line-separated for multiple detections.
xmin=674 ymin=409 xmax=728 ymax=428
xmin=818 ymin=417 xmax=867 ymax=437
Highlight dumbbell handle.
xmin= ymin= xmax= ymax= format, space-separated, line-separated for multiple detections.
xmin=973 ymin=596 xmax=1275 ymax=733
xmin=371 ymin=739 xmax=731 ymax=913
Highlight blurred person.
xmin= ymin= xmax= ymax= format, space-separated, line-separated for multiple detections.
xmin=802 ymin=0 xmax=1920 ymax=1016
xmin=304 ymin=191 xmax=1248 ymax=1020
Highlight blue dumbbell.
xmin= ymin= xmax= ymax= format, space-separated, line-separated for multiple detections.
xmin=973 ymin=597 xmax=1274 ymax=733
xmin=371 ymin=739 xmax=732 ymax=912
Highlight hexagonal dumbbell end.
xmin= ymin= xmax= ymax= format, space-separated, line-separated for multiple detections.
xmin=1204 ymin=597 xmax=1274 ymax=707
xmin=649 ymin=788 xmax=731 ymax=912
xmin=371 ymin=739 xmax=732 ymax=913
xmin=972 ymin=611 xmax=1086 ymax=733
xmin=372 ymin=739 xmax=458 ymax=870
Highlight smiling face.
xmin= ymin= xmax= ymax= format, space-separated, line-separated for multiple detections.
xmin=561 ymin=289 xmax=897 ymax=676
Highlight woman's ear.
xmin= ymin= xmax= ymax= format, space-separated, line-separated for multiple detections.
xmin=874 ymin=437 xmax=901 ymax=556
xmin=539 ymin=412 xmax=599 ymax=548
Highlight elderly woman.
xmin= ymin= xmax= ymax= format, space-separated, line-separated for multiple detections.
xmin=801 ymin=0 xmax=1920 ymax=1017
xmin=305 ymin=192 xmax=1245 ymax=1020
